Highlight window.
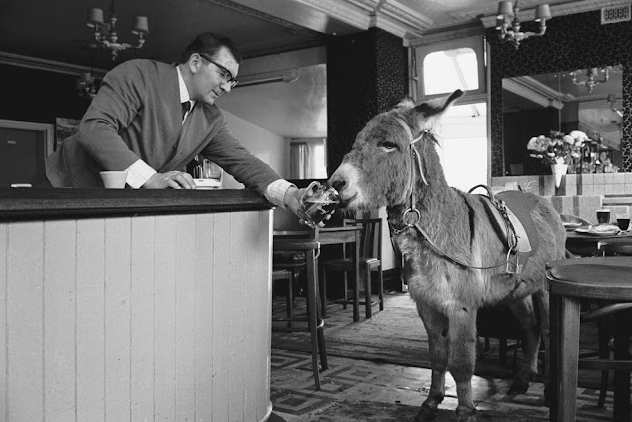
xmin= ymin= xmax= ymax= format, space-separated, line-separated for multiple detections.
xmin=423 ymin=48 xmax=479 ymax=95
xmin=413 ymin=35 xmax=486 ymax=100
xmin=290 ymin=138 xmax=327 ymax=179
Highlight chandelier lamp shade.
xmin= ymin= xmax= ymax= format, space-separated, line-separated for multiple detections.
xmin=571 ymin=67 xmax=610 ymax=94
xmin=87 ymin=0 xmax=149 ymax=60
xmin=496 ymin=1 xmax=551 ymax=49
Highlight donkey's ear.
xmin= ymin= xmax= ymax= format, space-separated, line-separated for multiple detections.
xmin=412 ymin=90 xmax=463 ymax=129
xmin=413 ymin=90 xmax=464 ymax=118
xmin=393 ymin=96 xmax=416 ymax=110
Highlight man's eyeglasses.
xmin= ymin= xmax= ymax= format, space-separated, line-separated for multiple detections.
xmin=198 ymin=53 xmax=239 ymax=88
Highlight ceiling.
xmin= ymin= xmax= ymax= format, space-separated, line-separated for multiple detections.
xmin=0 ymin=0 xmax=622 ymax=138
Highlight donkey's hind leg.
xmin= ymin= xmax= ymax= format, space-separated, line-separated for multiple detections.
xmin=507 ymin=294 xmax=541 ymax=395
xmin=414 ymin=304 xmax=449 ymax=421
xmin=448 ymin=306 xmax=478 ymax=422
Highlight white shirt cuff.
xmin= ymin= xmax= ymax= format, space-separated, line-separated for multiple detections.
xmin=264 ymin=179 xmax=295 ymax=209
xmin=125 ymin=160 xmax=157 ymax=189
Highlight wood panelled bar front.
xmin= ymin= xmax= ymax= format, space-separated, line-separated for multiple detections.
xmin=0 ymin=188 xmax=275 ymax=422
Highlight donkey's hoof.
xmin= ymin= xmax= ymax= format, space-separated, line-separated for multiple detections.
xmin=414 ymin=402 xmax=438 ymax=421
xmin=456 ymin=407 xmax=476 ymax=422
xmin=507 ymin=379 xmax=529 ymax=395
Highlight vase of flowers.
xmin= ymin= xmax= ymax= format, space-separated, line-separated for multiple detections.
xmin=527 ymin=130 xmax=588 ymax=186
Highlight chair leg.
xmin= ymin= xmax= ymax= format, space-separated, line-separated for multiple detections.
xmin=286 ymin=271 xmax=294 ymax=328
xmin=306 ymin=250 xmax=321 ymax=390
xmin=342 ymin=271 xmax=348 ymax=310
xmin=597 ymin=318 xmax=611 ymax=408
xmin=319 ymin=259 xmax=327 ymax=318
xmin=315 ymin=282 xmax=328 ymax=371
xmin=378 ymin=266 xmax=384 ymax=311
xmin=364 ymin=264 xmax=372 ymax=319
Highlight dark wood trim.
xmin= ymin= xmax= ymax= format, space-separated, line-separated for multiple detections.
xmin=0 ymin=188 xmax=274 ymax=221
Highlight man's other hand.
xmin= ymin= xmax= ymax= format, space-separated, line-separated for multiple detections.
xmin=143 ymin=171 xmax=197 ymax=189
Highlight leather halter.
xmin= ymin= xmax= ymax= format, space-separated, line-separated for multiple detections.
xmin=389 ymin=117 xmax=512 ymax=271
xmin=391 ymin=117 xmax=428 ymax=234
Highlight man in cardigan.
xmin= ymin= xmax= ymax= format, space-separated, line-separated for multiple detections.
xmin=44 ymin=32 xmax=305 ymax=216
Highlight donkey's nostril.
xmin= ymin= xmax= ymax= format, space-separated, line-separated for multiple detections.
xmin=331 ymin=178 xmax=346 ymax=192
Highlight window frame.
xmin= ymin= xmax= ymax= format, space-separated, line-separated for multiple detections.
xmin=413 ymin=35 xmax=487 ymax=101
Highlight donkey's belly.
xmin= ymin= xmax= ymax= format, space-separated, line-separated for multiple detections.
xmin=404 ymin=255 xmax=524 ymax=314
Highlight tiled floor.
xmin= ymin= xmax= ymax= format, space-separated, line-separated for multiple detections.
xmin=269 ymin=292 xmax=617 ymax=421
xmin=270 ymin=347 xmax=615 ymax=421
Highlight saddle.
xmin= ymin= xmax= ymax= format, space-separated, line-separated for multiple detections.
xmin=468 ymin=186 xmax=540 ymax=274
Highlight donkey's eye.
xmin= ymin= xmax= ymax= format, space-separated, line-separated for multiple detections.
xmin=378 ymin=140 xmax=399 ymax=152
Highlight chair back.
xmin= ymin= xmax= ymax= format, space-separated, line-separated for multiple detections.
xmin=343 ymin=218 xmax=382 ymax=260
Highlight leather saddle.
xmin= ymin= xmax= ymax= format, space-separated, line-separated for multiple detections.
xmin=468 ymin=185 xmax=540 ymax=274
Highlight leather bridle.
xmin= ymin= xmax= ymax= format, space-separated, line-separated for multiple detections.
xmin=389 ymin=116 xmax=513 ymax=270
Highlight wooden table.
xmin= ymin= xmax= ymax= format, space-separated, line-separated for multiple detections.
xmin=273 ymin=226 xmax=363 ymax=321
xmin=548 ymin=257 xmax=632 ymax=422
xmin=555 ymin=230 xmax=632 ymax=421
xmin=565 ymin=229 xmax=632 ymax=256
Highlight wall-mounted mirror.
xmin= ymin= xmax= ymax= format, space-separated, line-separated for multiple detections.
xmin=501 ymin=65 xmax=623 ymax=175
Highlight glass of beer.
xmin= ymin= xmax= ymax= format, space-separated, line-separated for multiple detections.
xmin=616 ymin=213 xmax=630 ymax=231
xmin=299 ymin=182 xmax=340 ymax=228
xmin=596 ymin=209 xmax=611 ymax=225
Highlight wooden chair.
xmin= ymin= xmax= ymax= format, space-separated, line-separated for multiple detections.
xmin=272 ymin=238 xmax=327 ymax=390
xmin=547 ymin=256 xmax=632 ymax=421
xmin=321 ymin=218 xmax=384 ymax=320
xmin=272 ymin=269 xmax=294 ymax=327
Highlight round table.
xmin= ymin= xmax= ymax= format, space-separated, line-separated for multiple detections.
xmin=565 ymin=229 xmax=632 ymax=257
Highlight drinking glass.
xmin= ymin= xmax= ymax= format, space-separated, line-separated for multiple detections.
xmin=299 ymin=182 xmax=340 ymax=228
xmin=596 ymin=209 xmax=611 ymax=224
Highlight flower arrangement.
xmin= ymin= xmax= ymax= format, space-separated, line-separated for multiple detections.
xmin=527 ymin=130 xmax=588 ymax=167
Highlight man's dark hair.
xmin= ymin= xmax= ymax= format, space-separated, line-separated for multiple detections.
xmin=181 ymin=32 xmax=242 ymax=64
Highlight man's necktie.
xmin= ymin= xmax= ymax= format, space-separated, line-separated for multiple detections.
xmin=181 ymin=101 xmax=191 ymax=121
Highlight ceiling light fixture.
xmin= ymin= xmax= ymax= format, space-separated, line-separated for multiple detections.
xmin=496 ymin=1 xmax=551 ymax=49
xmin=571 ymin=67 xmax=610 ymax=94
xmin=87 ymin=0 xmax=149 ymax=60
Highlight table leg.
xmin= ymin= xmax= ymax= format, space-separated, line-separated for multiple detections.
xmin=557 ymin=295 xmax=581 ymax=422
xmin=353 ymin=229 xmax=360 ymax=322
xmin=613 ymin=308 xmax=632 ymax=422
xmin=549 ymin=292 xmax=560 ymax=422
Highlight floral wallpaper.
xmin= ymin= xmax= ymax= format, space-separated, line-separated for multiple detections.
xmin=488 ymin=9 xmax=632 ymax=176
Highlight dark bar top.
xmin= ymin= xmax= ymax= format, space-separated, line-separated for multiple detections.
xmin=0 ymin=188 xmax=274 ymax=221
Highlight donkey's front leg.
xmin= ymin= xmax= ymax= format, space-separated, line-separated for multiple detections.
xmin=414 ymin=304 xmax=449 ymax=421
xmin=448 ymin=306 xmax=478 ymax=422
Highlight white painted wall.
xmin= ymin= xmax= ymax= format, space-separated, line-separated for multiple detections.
xmin=221 ymin=109 xmax=289 ymax=189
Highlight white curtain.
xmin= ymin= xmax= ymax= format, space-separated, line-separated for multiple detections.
xmin=290 ymin=139 xmax=326 ymax=179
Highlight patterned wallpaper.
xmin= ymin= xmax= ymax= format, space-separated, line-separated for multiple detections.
xmin=326 ymin=28 xmax=407 ymax=175
xmin=488 ymin=9 xmax=632 ymax=176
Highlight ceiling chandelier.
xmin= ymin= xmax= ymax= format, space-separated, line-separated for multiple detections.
xmin=87 ymin=0 xmax=149 ymax=60
xmin=496 ymin=1 xmax=551 ymax=49
xmin=570 ymin=67 xmax=610 ymax=94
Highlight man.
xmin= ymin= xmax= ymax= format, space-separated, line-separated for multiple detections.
xmin=44 ymin=32 xmax=305 ymax=217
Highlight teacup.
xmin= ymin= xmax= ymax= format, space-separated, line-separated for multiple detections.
xmin=100 ymin=171 xmax=128 ymax=189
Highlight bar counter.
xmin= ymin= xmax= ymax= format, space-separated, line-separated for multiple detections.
xmin=0 ymin=188 xmax=274 ymax=422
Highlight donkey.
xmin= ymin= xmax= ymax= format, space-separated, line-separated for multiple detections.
xmin=328 ymin=90 xmax=566 ymax=422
